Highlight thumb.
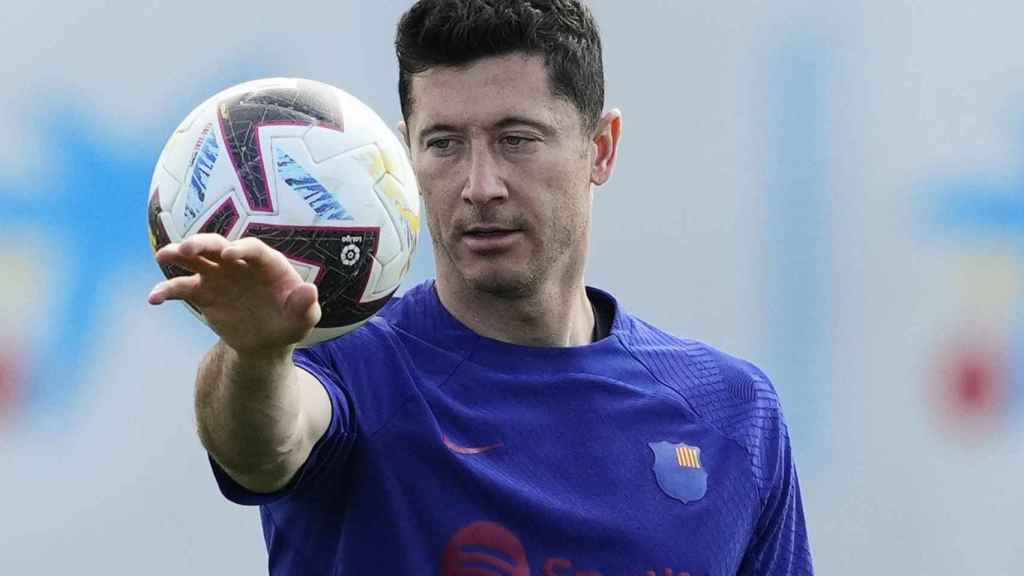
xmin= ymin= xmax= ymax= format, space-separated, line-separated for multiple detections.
xmin=283 ymin=282 xmax=322 ymax=328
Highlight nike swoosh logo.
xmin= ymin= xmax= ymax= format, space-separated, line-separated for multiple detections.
xmin=443 ymin=434 xmax=504 ymax=455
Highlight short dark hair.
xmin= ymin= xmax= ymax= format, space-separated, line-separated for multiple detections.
xmin=395 ymin=0 xmax=605 ymax=133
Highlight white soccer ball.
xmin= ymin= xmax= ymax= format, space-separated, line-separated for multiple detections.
xmin=147 ymin=78 xmax=420 ymax=345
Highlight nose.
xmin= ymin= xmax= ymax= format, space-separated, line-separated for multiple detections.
xmin=461 ymin=144 xmax=508 ymax=206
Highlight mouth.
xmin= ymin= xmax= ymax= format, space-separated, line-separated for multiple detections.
xmin=460 ymin=225 xmax=522 ymax=251
xmin=463 ymin=225 xmax=519 ymax=237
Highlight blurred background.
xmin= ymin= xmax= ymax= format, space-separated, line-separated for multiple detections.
xmin=2 ymin=0 xmax=1022 ymax=573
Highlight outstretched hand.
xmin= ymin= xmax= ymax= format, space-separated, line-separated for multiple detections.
xmin=148 ymin=234 xmax=321 ymax=354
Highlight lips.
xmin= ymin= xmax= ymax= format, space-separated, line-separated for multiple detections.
xmin=463 ymin=225 xmax=518 ymax=236
xmin=460 ymin=225 xmax=522 ymax=251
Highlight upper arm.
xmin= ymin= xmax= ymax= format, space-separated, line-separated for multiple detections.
xmin=738 ymin=422 xmax=814 ymax=575
xmin=713 ymin=354 xmax=813 ymax=575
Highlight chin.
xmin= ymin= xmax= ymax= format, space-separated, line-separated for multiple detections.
xmin=464 ymin=268 xmax=537 ymax=298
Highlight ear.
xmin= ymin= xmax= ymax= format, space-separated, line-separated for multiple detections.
xmin=397 ymin=120 xmax=411 ymax=150
xmin=590 ymin=108 xmax=622 ymax=186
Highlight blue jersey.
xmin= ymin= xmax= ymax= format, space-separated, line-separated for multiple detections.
xmin=211 ymin=281 xmax=813 ymax=575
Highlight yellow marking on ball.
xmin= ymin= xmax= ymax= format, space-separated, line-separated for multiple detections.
xmin=351 ymin=146 xmax=386 ymax=181
xmin=380 ymin=145 xmax=402 ymax=177
xmin=378 ymin=175 xmax=420 ymax=235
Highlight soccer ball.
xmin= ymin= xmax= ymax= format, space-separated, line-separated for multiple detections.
xmin=147 ymin=78 xmax=420 ymax=345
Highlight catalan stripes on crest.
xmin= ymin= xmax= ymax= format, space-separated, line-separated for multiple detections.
xmin=675 ymin=445 xmax=701 ymax=469
xmin=649 ymin=440 xmax=708 ymax=503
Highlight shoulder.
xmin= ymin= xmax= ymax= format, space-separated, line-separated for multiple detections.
xmin=298 ymin=277 xmax=469 ymax=386
xmin=616 ymin=312 xmax=780 ymax=411
xmin=294 ymin=280 xmax=460 ymax=436
xmin=615 ymin=312 xmax=787 ymax=502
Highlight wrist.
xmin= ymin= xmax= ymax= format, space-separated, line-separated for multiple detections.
xmin=215 ymin=340 xmax=296 ymax=381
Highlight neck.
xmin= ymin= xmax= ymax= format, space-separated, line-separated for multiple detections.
xmin=435 ymin=276 xmax=595 ymax=347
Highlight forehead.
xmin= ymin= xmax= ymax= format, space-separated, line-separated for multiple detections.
xmin=406 ymin=54 xmax=578 ymax=134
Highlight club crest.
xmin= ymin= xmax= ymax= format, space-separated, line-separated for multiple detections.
xmin=648 ymin=441 xmax=708 ymax=504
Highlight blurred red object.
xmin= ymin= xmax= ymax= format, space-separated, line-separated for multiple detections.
xmin=934 ymin=333 xmax=1009 ymax=438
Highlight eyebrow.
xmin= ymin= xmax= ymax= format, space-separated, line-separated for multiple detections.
xmin=492 ymin=116 xmax=556 ymax=135
xmin=418 ymin=115 xmax=556 ymax=141
xmin=417 ymin=123 xmax=461 ymax=141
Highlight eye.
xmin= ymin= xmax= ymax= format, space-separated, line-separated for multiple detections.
xmin=425 ymin=138 xmax=453 ymax=151
xmin=423 ymin=137 xmax=463 ymax=158
xmin=501 ymin=134 xmax=541 ymax=153
xmin=502 ymin=135 xmax=530 ymax=147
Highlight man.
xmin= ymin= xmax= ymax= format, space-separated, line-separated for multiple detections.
xmin=149 ymin=0 xmax=813 ymax=573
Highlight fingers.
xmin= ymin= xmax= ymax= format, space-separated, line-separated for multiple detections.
xmin=220 ymin=237 xmax=286 ymax=273
xmin=155 ymin=233 xmax=232 ymax=274
xmin=178 ymin=233 xmax=232 ymax=259
xmin=148 ymin=274 xmax=202 ymax=305
xmin=283 ymin=282 xmax=321 ymax=328
xmin=154 ymin=235 xmax=284 ymax=277
xmin=148 ymin=235 xmax=321 ymax=351
xmin=149 ymin=235 xmax=301 ymax=318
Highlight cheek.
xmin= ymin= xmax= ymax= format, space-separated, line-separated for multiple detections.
xmin=415 ymin=180 xmax=454 ymax=241
xmin=418 ymin=190 xmax=444 ymax=233
xmin=540 ymin=167 xmax=591 ymax=226
xmin=413 ymin=161 xmax=444 ymax=201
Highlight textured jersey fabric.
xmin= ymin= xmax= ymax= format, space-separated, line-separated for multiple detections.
xmin=210 ymin=280 xmax=813 ymax=575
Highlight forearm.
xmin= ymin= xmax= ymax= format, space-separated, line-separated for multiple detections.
xmin=195 ymin=340 xmax=306 ymax=490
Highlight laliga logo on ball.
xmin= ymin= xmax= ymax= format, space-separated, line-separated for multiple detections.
xmin=340 ymin=243 xmax=361 ymax=267
xmin=147 ymin=78 xmax=421 ymax=345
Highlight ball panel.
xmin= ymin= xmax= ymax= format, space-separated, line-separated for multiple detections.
xmin=149 ymin=159 xmax=182 ymax=218
xmin=361 ymin=251 xmax=388 ymax=301
xmin=240 ymin=79 xmax=345 ymax=131
xmin=368 ymin=176 xmax=404 ymax=267
xmin=372 ymin=246 xmax=411 ymax=299
xmin=158 ymin=212 xmax=182 ymax=243
xmin=218 ymin=100 xmax=277 ymax=215
xmin=302 ymin=124 xmax=379 ymax=164
xmin=373 ymin=172 xmax=420 ymax=260
xmin=180 ymin=122 xmax=222 ymax=231
xmin=309 ymin=148 xmax=389 ymax=228
xmin=194 ymin=195 xmax=241 ymax=237
xmin=147 ymin=188 xmax=172 ymax=253
xmin=331 ymin=89 xmax=382 ymax=136
xmin=268 ymin=136 xmax=357 ymax=224
xmin=218 ymin=79 xmax=348 ymax=215
xmin=168 ymin=121 xmax=241 ymax=237
xmin=147 ymin=192 xmax=193 ymax=284
xmin=160 ymin=105 xmax=222 ymax=187
xmin=288 ymin=259 xmax=321 ymax=283
xmin=378 ymin=133 xmax=416 ymax=190
xmin=344 ymin=144 xmax=387 ymax=182
xmin=239 ymin=222 xmax=381 ymax=329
